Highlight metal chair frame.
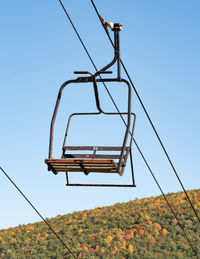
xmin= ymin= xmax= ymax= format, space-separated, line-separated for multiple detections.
xmin=45 ymin=23 xmax=137 ymax=187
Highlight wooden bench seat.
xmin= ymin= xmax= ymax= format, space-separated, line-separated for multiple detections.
xmin=45 ymin=158 xmax=118 ymax=175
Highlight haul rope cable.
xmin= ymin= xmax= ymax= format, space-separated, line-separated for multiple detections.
xmin=90 ymin=0 xmax=200 ymax=224
xmin=0 ymin=166 xmax=77 ymax=258
xmin=57 ymin=1 xmax=199 ymax=257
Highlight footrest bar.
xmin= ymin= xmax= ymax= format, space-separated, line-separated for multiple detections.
xmin=66 ymin=184 xmax=136 ymax=187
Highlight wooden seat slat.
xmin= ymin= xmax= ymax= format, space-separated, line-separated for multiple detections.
xmin=45 ymin=159 xmax=115 ymax=164
xmin=53 ymin=168 xmax=118 ymax=173
xmin=53 ymin=167 xmax=116 ymax=170
xmin=48 ymin=163 xmax=115 ymax=168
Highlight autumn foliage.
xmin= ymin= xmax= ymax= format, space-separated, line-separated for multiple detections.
xmin=0 ymin=189 xmax=199 ymax=258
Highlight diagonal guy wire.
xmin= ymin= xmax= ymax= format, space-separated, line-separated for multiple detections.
xmin=0 ymin=166 xmax=77 ymax=258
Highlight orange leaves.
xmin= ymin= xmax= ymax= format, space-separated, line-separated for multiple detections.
xmin=102 ymin=219 xmax=107 ymax=224
xmin=100 ymin=248 xmax=105 ymax=254
xmin=34 ymin=233 xmax=41 ymax=238
xmin=78 ymin=243 xmax=94 ymax=252
xmin=125 ymin=229 xmax=134 ymax=239
xmin=162 ymin=229 xmax=168 ymax=235
xmin=26 ymin=225 xmax=35 ymax=231
xmin=154 ymin=223 xmax=162 ymax=232
xmin=64 ymin=219 xmax=72 ymax=225
xmin=106 ymin=235 xmax=113 ymax=243
xmin=107 ymin=250 xmax=117 ymax=258
xmin=150 ymin=238 xmax=156 ymax=244
xmin=138 ymin=227 xmax=145 ymax=235
xmin=78 ymin=243 xmax=84 ymax=250
xmin=78 ymin=243 xmax=88 ymax=251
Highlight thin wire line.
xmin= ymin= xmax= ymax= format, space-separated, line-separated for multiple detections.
xmin=56 ymin=1 xmax=199 ymax=257
xmin=90 ymin=0 xmax=200 ymax=224
xmin=0 ymin=166 xmax=77 ymax=259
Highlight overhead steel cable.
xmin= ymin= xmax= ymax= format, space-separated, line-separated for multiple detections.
xmin=0 ymin=166 xmax=77 ymax=259
xmin=56 ymin=1 xmax=199 ymax=257
xmin=90 ymin=0 xmax=200 ymax=224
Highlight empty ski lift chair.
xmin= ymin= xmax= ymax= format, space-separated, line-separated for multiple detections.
xmin=45 ymin=22 xmax=136 ymax=187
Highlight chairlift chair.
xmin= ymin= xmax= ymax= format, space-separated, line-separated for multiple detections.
xmin=45 ymin=22 xmax=136 ymax=187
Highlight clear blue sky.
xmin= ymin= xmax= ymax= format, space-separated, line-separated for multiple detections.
xmin=0 ymin=0 xmax=199 ymax=229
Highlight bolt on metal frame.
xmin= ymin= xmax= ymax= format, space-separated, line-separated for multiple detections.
xmin=45 ymin=23 xmax=136 ymax=187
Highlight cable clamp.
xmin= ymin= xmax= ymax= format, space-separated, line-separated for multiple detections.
xmin=99 ymin=15 xmax=122 ymax=33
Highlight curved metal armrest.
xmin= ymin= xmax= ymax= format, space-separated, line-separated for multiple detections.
xmin=49 ymin=79 xmax=79 ymax=158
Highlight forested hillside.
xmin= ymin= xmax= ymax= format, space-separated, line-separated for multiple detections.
xmin=0 ymin=189 xmax=199 ymax=258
